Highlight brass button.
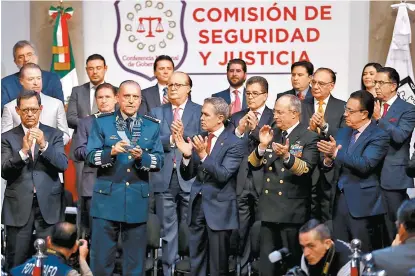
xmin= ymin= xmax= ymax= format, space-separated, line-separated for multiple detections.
xmin=128 ymin=156 xmax=132 ymax=160
xmin=269 ymin=154 xmax=272 ymax=158
xmin=126 ymin=182 xmax=130 ymax=186
xmin=265 ymin=189 xmax=269 ymax=194
xmin=281 ymin=168 xmax=285 ymax=172
xmin=278 ymin=191 xmax=282 ymax=196
xmin=145 ymin=148 xmax=148 ymax=151
xmin=99 ymin=190 xmax=102 ymax=193
xmin=198 ymin=192 xmax=202 ymax=195
xmin=268 ymin=167 xmax=272 ymax=171
xmin=266 ymin=178 xmax=270 ymax=182
xmin=127 ymin=169 xmax=131 ymax=172
xmin=279 ymin=180 xmax=283 ymax=184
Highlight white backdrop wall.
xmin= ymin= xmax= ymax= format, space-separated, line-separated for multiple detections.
xmin=83 ymin=0 xmax=370 ymax=106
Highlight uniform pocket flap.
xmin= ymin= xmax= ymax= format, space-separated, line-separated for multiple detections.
xmin=93 ymin=180 xmax=112 ymax=195
xmin=141 ymin=184 xmax=149 ymax=198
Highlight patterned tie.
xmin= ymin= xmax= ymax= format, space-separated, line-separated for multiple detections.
xmin=231 ymin=90 xmax=242 ymax=114
xmin=318 ymin=100 xmax=325 ymax=114
xmin=254 ymin=111 xmax=260 ymax=126
xmin=206 ymin=133 xmax=216 ymax=155
xmin=162 ymin=87 xmax=168 ymax=104
xmin=126 ymin=117 xmax=133 ymax=139
xmin=31 ymin=141 xmax=36 ymax=161
xmin=347 ymin=130 xmax=359 ymax=152
xmin=91 ymin=86 xmax=99 ymax=114
xmin=173 ymin=107 xmax=181 ymax=121
xmin=297 ymin=92 xmax=305 ymax=101
xmin=382 ymin=103 xmax=389 ymax=118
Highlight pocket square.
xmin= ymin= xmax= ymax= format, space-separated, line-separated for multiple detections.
xmin=388 ymin=118 xmax=397 ymax=122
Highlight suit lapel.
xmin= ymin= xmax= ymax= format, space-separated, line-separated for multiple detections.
xmin=348 ymin=122 xmax=374 ymax=153
xmin=83 ymin=83 xmax=91 ymax=115
xmin=163 ymin=103 xmax=173 ymax=127
xmin=181 ymin=101 xmax=194 ymax=130
xmin=383 ymin=97 xmax=400 ymax=121
xmin=223 ymin=88 xmax=231 ymax=104
xmin=258 ymin=107 xmax=273 ymax=127
xmin=209 ymin=129 xmax=228 ymax=158
xmin=153 ymin=84 xmax=161 ymax=106
xmin=324 ymin=95 xmax=335 ymax=122
xmin=242 ymin=88 xmax=247 ymax=109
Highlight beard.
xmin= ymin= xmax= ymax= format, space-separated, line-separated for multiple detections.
xmin=227 ymin=77 xmax=245 ymax=88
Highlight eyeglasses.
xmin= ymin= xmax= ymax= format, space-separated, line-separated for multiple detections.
xmin=246 ymin=92 xmax=267 ymax=98
xmin=167 ymin=83 xmax=189 ymax=89
xmin=344 ymin=106 xmax=364 ymax=115
xmin=373 ymin=81 xmax=393 ymax=87
xmin=310 ymin=80 xmax=333 ymax=88
xmin=19 ymin=108 xmax=40 ymax=115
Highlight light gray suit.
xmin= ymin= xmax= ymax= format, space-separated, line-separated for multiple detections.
xmin=1 ymin=93 xmax=70 ymax=145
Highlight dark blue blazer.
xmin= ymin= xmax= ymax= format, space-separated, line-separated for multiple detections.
xmin=277 ymin=87 xmax=313 ymax=100
xmin=377 ymin=97 xmax=415 ymax=190
xmin=1 ymin=70 xmax=64 ymax=112
xmin=72 ymin=114 xmax=97 ymax=197
xmin=324 ymin=122 xmax=390 ymax=218
xmin=180 ymin=128 xmax=246 ymax=230
xmin=212 ymin=88 xmax=247 ymax=109
xmin=1 ymin=123 xmax=68 ymax=227
xmin=150 ymin=100 xmax=202 ymax=193
xmin=139 ymin=84 xmax=160 ymax=115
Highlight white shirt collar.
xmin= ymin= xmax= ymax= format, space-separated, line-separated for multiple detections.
xmin=211 ymin=125 xmax=225 ymax=138
xmin=285 ymin=121 xmax=300 ymax=136
xmin=90 ymin=81 xmax=104 ymax=90
xmin=172 ymin=99 xmax=188 ymax=110
xmin=22 ymin=123 xmax=40 ymax=134
xmin=229 ymin=86 xmax=244 ymax=94
xmin=251 ymin=104 xmax=266 ymax=116
xmin=385 ymin=94 xmax=398 ymax=106
xmin=295 ymin=86 xmax=310 ymax=96
xmin=314 ymin=95 xmax=330 ymax=106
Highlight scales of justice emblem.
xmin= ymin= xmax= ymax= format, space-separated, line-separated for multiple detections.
xmin=114 ymin=0 xmax=188 ymax=80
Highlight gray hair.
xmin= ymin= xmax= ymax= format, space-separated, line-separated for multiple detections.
xmin=13 ymin=40 xmax=37 ymax=60
xmin=19 ymin=63 xmax=41 ymax=79
xmin=119 ymin=80 xmax=141 ymax=91
xmin=278 ymin=94 xmax=301 ymax=115
xmin=204 ymin=97 xmax=229 ymax=121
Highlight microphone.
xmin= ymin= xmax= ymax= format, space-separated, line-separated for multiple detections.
xmin=268 ymin=247 xmax=290 ymax=263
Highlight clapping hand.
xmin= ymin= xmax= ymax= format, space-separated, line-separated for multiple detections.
xmin=317 ymin=136 xmax=342 ymax=162
xmin=258 ymin=125 xmax=274 ymax=150
xmin=272 ymin=138 xmax=290 ymax=159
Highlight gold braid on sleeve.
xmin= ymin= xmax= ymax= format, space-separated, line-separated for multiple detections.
xmin=248 ymin=151 xmax=263 ymax=167
xmin=289 ymin=157 xmax=309 ymax=176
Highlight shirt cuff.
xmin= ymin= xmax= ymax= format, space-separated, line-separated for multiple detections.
xmin=170 ymin=135 xmax=175 ymax=147
xmin=258 ymin=146 xmax=266 ymax=157
xmin=323 ymin=158 xmax=334 ymax=167
xmin=235 ymin=127 xmax=245 ymax=138
xmin=19 ymin=149 xmax=29 ymax=161
xmin=182 ymin=157 xmax=190 ymax=166
xmin=39 ymin=142 xmax=49 ymax=154
xmin=283 ymin=154 xmax=291 ymax=163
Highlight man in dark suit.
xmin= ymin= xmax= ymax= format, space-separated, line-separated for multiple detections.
xmin=248 ymin=94 xmax=319 ymax=274
xmin=212 ymin=58 xmax=247 ymax=115
xmin=229 ymin=76 xmax=274 ymax=272
xmin=371 ymin=67 xmax=415 ymax=243
xmin=72 ymin=83 xmax=118 ymax=237
xmin=301 ymin=67 xmax=346 ymax=224
xmin=86 ymin=80 xmax=164 ymax=275
xmin=318 ymin=90 xmax=390 ymax=252
xmin=150 ymin=72 xmax=202 ymax=276
xmin=1 ymin=40 xmax=64 ymax=111
xmin=277 ymin=60 xmax=314 ymax=101
xmin=175 ymin=97 xmax=245 ymax=276
xmin=139 ymin=55 xmax=175 ymax=115
xmin=1 ymin=90 xmax=68 ymax=270
xmin=66 ymin=54 xmax=108 ymax=208
xmin=371 ymin=199 xmax=415 ymax=275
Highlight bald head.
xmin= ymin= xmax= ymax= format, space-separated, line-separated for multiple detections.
xmin=273 ymin=94 xmax=301 ymax=130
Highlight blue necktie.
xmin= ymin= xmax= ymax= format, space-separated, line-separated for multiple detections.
xmin=338 ymin=130 xmax=360 ymax=190
xmin=126 ymin=117 xmax=133 ymax=139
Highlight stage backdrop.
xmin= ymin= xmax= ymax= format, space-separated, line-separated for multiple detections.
xmin=82 ymin=0 xmax=369 ymax=106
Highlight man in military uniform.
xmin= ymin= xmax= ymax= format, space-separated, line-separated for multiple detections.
xmin=248 ymin=94 xmax=319 ymax=275
xmin=86 ymin=80 xmax=164 ymax=275
xmin=10 ymin=222 xmax=91 ymax=276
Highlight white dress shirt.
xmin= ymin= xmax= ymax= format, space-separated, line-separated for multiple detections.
xmin=313 ymin=95 xmax=330 ymax=114
xmin=235 ymin=104 xmax=267 ymax=138
xmin=230 ymin=86 xmax=244 ymax=103
xmin=380 ymin=94 xmax=398 ymax=115
xmin=158 ymin=84 xmax=168 ymax=104
xmin=170 ymin=100 xmax=188 ymax=146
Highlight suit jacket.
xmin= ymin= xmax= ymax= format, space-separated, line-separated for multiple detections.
xmin=66 ymin=82 xmax=93 ymax=129
xmin=407 ymin=144 xmax=415 ymax=178
xmin=150 ymin=100 xmax=202 ymax=193
xmin=248 ymin=124 xmax=319 ymax=224
xmin=277 ymin=87 xmax=313 ymax=100
xmin=180 ymin=128 xmax=246 ymax=230
xmin=323 ymin=122 xmax=389 ymax=218
xmin=301 ymin=95 xmax=346 ymax=140
xmin=86 ymin=111 xmax=164 ymax=223
xmin=72 ymin=114 xmax=97 ymax=197
xmin=139 ymin=84 xmax=161 ymax=115
xmin=1 ymin=70 xmax=64 ymax=112
xmin=1 ymin=93 xmax=70 ymax=145
xmin=212 ymin=88 xmax=247 ymax=110
xmin=1 ymin=123 xmax=68 ymax=227
xmin=230 ymin=106 xmax=274 ymax=195
xmin=377 ymin=97 xmax=415 ymax=190
xmin=372 ymin=237 xmax=415 ymax=276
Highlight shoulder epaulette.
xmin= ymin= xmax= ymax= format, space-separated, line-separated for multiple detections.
xmin=143 ymin=114 xmax=161 ymax=124
xmin=95 ymin=112 xmax=114 ymax=118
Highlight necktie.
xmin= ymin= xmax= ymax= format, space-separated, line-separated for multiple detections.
xmin=173 ymin=107 xmax=181 ymax=121
xmin=338 ymin=129 xmax=360 ymax=191
xmin=206 ymin=133 xmax=216 ymax=155
xmin=162 ymin=87 xmax=168 ymax=104
xmin=347 ymin=130 xmax=359 ymax=152
xmin=231 ymin=90 xmax=242 ymax=114
xmin=126 ymin=117 xmax=133 ymax=139
xmin=382 ymin=103 xmax=389 ymax=118
xmin=281 ymin=130 xmax=288 ymax=144
xmin=91 ymin=86 xmax=99 ymax=114
xmin=297 ymin=92 xmax=305 ymax=101
xmin=31 ymin=141 xmax=36 ymax=161
xmin=318 ymin=100 xmax=325 ymax=114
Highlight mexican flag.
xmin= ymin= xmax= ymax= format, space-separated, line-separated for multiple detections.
xmin=49 ymin=5 xmax=78 ymax=104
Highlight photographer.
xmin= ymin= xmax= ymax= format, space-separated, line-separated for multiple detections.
xmin=9 ymin=222 xmax=92 ymax=276
xmin=299 ymin=219 xmax=352 ymax=276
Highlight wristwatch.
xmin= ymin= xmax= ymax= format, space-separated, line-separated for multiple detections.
xmin=321 ymin=123 xmax=328 ymax=131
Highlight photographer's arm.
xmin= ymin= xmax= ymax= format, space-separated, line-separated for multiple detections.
xmin=67 ymin=239 xmax=93 ymax=276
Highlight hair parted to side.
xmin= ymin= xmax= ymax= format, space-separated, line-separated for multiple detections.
xmin=299 ymin=219 xmax=332 ymax=241
xmin=204 ymin=97 xmax=230 ymax=122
